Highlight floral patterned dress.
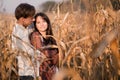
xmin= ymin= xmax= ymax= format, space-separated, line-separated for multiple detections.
xmin=30 ymin=31 xmax=59 ymax=80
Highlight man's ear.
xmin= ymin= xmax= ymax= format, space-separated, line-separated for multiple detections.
xmin=18 ymin=17 xmax=25 ymax=25
xmin=20 ymin=17 xmax=25 ymax=22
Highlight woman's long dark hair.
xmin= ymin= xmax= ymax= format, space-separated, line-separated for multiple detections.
xmin=31 ymin=12 xmax=56 ymax=45
xmin=33 ymin=12 xmax=53 ymax=35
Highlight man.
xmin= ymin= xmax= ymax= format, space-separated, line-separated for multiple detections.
xmin=12 ymin=3 xmax=39 ymax=80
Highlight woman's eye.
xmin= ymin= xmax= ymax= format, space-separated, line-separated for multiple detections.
xmin=37 ymin=22 xmax=40 ymax=24
xmin=43 ymin=20 xmax=46 ymax=23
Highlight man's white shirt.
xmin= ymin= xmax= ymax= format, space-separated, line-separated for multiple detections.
xmin=12 ymin=23 xmax=39 ymax=77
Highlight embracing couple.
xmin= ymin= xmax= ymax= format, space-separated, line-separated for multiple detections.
xmin=12 ymin=3 xmax=59 ymax=80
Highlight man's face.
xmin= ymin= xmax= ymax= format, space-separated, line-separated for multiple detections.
xmin=23 ymin=16 xmax=34 ymax=27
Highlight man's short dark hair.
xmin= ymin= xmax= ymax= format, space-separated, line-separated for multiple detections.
xmin=15 ymin=3 xmax=35 ymax=20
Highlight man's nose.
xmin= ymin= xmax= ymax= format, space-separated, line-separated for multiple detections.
xmin=32 ymin=18 xmax=35 ymax=21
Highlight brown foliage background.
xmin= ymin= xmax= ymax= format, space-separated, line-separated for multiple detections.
xmin=0 ymin=0 xmax=120 ymax=80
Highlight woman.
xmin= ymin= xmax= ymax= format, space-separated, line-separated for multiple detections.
xmin=29 ymin=12 xmax=59 ymax=80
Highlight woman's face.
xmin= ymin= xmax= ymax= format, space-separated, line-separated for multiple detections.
xmin=36 ymin=16 xmax=48 ymax=33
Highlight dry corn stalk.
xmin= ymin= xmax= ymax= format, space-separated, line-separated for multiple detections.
xmin=52 ymin=68 xmax=82 ymax=80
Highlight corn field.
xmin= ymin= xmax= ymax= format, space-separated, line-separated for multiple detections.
xmin=0 ymin=0 xmax=120 ymax=80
